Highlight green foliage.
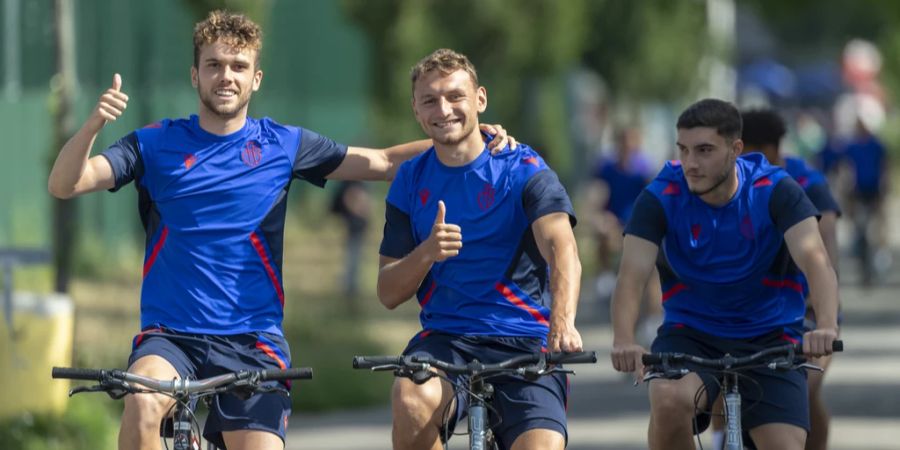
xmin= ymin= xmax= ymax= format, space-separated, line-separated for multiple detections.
xmin=581 ymin=0 xmax=707 ymax=103
xmin=341 ymin=0 xmax=593 ymax=179
xmin=0 ymin=395 xmax=118 ymax=450
xmin=285 ymin=313 xmax=393 ymax=412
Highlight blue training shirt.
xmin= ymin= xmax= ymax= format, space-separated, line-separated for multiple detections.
xmin=102 ymin=115 xmax=347 ymax=336
xmin=380 ymin=141 xmax=576 ymax=341
xmin=782 ymin=155 xmax=841 ymax=217
xmin=625 ymin=153 xmax=818 ymax=338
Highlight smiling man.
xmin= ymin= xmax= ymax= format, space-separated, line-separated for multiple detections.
xmin=47 ymin=11 xmax=512 ymax=450
xmin=610 ymin=99 xmax=839 ymax=450
xmin=376 ymin=49 xmax=582 ymax=450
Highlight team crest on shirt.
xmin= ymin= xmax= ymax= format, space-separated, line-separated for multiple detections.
xmin=241 ymin=140 xmax=263 ymax=167
xmin=183 ymin=154 xmax=197 ymax=170
xmin=419 ymin=188 xmax=430 ymax=206
xmin=477 ymin=183 xmax=495 ymax=210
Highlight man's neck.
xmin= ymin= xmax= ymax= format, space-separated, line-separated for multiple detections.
xmin=197 ymin=105 xmax=248 ymax=136
xmin=699 ymin=169 xmax=739 ymax=207
xmin=433 ymin=130 xmax=485 ymax=167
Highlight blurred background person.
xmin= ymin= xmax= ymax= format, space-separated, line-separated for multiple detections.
xmin=330 ymin=180 xmax=372 ymax=314
xmin=584 ymin=127 xmax=661 ymax=342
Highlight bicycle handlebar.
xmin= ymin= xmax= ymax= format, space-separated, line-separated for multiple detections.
xmin=641 ymin=340 xmax=843 ymax=368
xmin=52 ymin=366 xmax=313 ymax=394
xmin=52 ymin=366 xmax=105 ymax=381
xmin=353 ymin=351 xmax=597 ymax=373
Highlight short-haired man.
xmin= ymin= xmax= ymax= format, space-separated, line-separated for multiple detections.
xmin=47 ymin=11 xmax=511 ymax=450
xmin=610 ymin=99 xmax=839 ymax=450
xmin=740 ymin=108 xmax=841 ymax=450
xmin=377 ymin=48 xmax=582 ymax=450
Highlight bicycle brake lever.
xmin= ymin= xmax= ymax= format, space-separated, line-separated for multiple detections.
xmin=68 ymin=385 xmax=106 ymax=396
xmin=795 ymin=362 xmax=824 ymax=372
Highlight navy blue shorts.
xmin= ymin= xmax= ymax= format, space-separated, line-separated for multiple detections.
xmin=402 ymin=332 xmax=568 ymax=449
xmin=128 ymin=326 xmax=293 ymax=448
xmin=650 ymin=325 xmax=809 ymax=435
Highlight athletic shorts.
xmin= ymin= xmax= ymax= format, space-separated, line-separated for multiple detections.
xmin=128 ymin=326 xmax=293 ymax=448
xmin=650 ymin=324 xmax=809 ymax=435
xmin=402 ymin=331 xmax=568 ymax=449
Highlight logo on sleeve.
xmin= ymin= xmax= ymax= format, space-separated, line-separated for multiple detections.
xmin=418 ymin=188 xmax=431 ymax=206
xmin=241 ymin=140 xmax=263 ymax=167
xmin=183 ymin=154 xmax=197 ymax=170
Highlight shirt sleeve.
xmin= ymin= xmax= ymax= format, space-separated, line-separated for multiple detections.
xmin=804 ymin=182 xmax=842 ymax=217
xmin=292 ymin=128 xmax=349 ymax=187
xmin=522 ymin=169 xmax=577 ymax=226
xmin=623 ymin=190 xmax=667 ymax=245
xmin=770 ymin=177 xmax=820 ymax=233
xmin=100 ymin=132 xmax=142 ymax=192
xmin=379 ymin=202 xmax=417 ymax=259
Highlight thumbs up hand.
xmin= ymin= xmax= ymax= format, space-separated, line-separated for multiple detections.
xmin=90 ymin=73 xmax=129 ymax=130
xmin=425 ymin=200 xmax=462 ymax=262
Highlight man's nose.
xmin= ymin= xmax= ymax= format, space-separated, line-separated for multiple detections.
xmin=438 ymin=97 xmax=452 ymax=115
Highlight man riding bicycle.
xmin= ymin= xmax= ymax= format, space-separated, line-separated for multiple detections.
xmin=610 ymin=99 xmax=839 ymax=450
xmin=46 ymin=11 xmax=511 ymax=450
xmin=377 ymin=48 xmax=582 ymax=450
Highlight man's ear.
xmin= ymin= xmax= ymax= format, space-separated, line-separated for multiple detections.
xmin=252 ymin=70 xmax=263 ymax=92
xmin=477 ymin=86 xmax=487 ymax=113
xmin=732 ymin=138 xmax=744 ymax=155
xmin=190 ymin=66 xmax=198 ymax=88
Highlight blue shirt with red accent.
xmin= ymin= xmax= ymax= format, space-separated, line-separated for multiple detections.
xmin=379 ymin=141 xmax=576 ymax=341
xmin=101 ymin=115 xmax=347 ymax=336
xmin=782 ymin=155 xmax=841 ymax=216
xmin=625 ymin=153 xmax=818 ymax=338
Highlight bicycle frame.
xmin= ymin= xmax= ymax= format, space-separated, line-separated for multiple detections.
xmin=721 ymin=374 xmax=742 ymax=450
xmin=465 ymin=375 xmax=494 ymax=450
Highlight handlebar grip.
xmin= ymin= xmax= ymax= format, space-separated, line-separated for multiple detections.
xmin=352 ymin=356 xmax=402 ymax=369
xmin=641 ymin=354 xmax=662 ymax=366
xmin=260 ymin=367 xmax=313 ymax=381
xmin=52 ymin=367 xmax=104 ymax=380
xmin=793 ymin=339 xmax=844 ymax=353
xmin=546 ymin=351 xmax=597 ymax=364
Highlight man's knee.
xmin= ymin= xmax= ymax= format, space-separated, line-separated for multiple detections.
xmin=121 ymin=355 xmax=179 ymax=432
xmin=391 ymin=377 xmax=449 ymax=427
xmin=649 ymin=378 xmax=701 ymax=417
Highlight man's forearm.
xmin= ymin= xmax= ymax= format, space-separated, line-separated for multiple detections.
xmin=806 ymin=263 xmax=840 ymax=329
xmin=48 ymin=118 xmax=104 ymax=198
xmin=377 ymin=245 xmax=435 ymax=309
xmin=611 ymin=278 xmax=645 ymax=344
xmin=382 ymin=139 xmax=432 ymax=181
xmin=548 ymin=242 xmax=581 ymax=327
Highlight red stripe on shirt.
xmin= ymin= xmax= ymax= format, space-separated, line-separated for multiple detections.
xmin=250 ymin=232 xmax=285 ymax=307
xmin=762 ymin=277 xmax=803 ymax=293
xmin=495 ymin=282 xmax=549 ymax=326
xmin=256 ymin=342 xmax=288 ymax=370
xmin=133 ymin=327 xmax=163 ymax=348
xmin=419 ymin=281 xmax=437 ymax=307
xmin=662 ymin=283 xmax=688 ymax=302
xmin=143 ymin=226 xmax=169 ymax=279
